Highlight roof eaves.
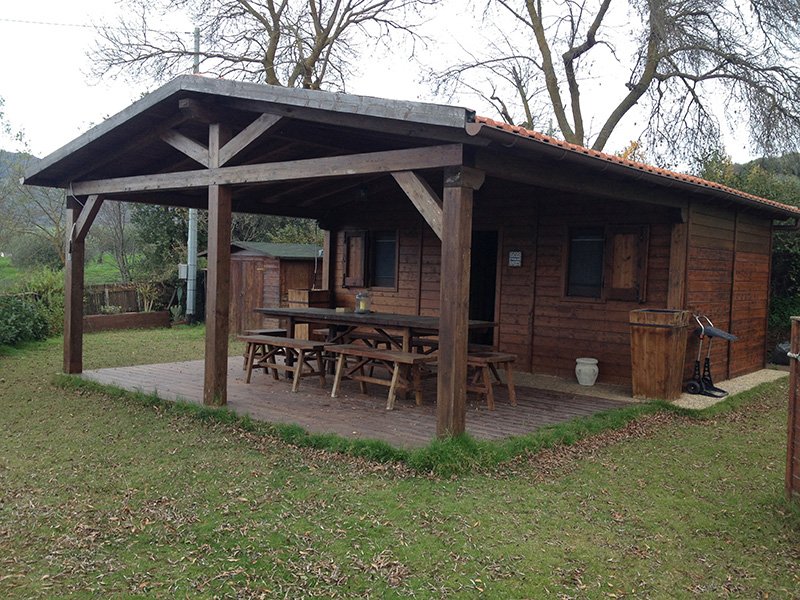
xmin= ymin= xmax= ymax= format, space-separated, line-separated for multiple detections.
xmin=468 ymin=116 xmax=800 ymax=219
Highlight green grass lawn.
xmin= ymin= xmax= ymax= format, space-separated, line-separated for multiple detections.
xmin=1 ymin=328 xmax=798 ymax=597
xmin=0 ymin=253 xmax=124 ymax=290
xmin=0 ymin=255 xmax=21 ymax=290
xmin=84 ymin=253 xmax=124 ymax=285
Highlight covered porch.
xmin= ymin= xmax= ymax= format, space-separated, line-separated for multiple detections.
xmin=25 ymin=76 xmax=798 ymax=444
xmin=80 ymin=357 xmax=629 ymax=448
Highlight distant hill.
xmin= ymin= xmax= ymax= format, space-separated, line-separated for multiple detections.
xmin=740 ymin=153 xmax=800 ymax=178
xmin=0 ymin=150 xmax=39 ymax=181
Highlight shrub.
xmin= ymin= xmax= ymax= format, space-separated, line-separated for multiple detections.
xmin=769 ymin=295 xmax=800 ymax=333
xmin=0 ymin=295 xmax=48 ymax=346
xmin=14 ymin=267 xmax=64 ymax=336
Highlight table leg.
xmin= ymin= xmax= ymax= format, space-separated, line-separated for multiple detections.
xmin=291 ymin=349 xmax=303 ymax=393
xmin=387 ymin=362 xmax=401 ymax=410
xmin=331 ymin=353 xmax=346 ymax=398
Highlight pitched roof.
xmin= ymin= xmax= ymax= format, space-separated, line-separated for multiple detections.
xmin=468 ymin=116 xmax=800 ymax=219
xmin=21 ymin=75 xmax=800 ymax=220
xmin=230 ymin=241 xmax=322 ymax=259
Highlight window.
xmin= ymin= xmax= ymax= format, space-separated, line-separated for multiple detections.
xmin=565 ymin=225 xmax=649 ymax=301
xmin=566 ymin=227 xmax=605 ymax=298
xmin=369 ymin=230 xmax=397 ymax=288
xmin=342 ymin=230 xmax=397 ymax=289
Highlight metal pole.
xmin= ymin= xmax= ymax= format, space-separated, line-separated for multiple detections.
xmin=186 ymin=26 xmax=200 ymax=323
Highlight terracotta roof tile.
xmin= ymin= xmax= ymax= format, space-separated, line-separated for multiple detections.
xmin=473 ymin=115 xmax=800 ymax=217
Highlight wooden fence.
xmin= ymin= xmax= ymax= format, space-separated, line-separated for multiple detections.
xmin=788 ymin=317 xmax=799 ymax=502
xmin=84 ymin=284 xmax=140 ymax=315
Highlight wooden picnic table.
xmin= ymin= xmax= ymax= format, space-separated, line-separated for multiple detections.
xmin=254 ymin=306 xmax=495 ymax=351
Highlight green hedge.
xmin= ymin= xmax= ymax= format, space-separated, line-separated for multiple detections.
xmin=0 ymin=295 xmax=49 ymax=346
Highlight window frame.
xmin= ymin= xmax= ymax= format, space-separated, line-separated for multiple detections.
xmin=367 ymin=229 xmax=399 ymax=290
xmin=563 ymin=224 xmax=650 ymax=303
xmin=341 ymin=229 xmax=399 ymax=291
xmin=564 ymin=226 xmax=606 ymax=300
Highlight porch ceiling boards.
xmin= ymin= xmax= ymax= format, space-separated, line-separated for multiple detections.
xmin=81 ymin=358 xmax=628 ymax=449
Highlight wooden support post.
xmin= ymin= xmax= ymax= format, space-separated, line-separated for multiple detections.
xmin=63 ymin=197 xmax=85 ymax=374
xmin=203 ymin=123 xmax=232 ymax=406
xmin=322 ymin=230 xmax=333 ymax=291
xmin=436 ymin=166 xmax=483 ymax=437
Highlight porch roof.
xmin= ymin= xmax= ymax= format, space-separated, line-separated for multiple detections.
xmin=23 ymin=74 xmax=800 ymax=220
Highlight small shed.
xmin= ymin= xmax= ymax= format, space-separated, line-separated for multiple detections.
xmin=204 ymin=241 xmax=322 ymax=333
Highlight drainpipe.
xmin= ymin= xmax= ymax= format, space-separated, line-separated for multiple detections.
xmin=186 ymin=26 xmax=200 ymax=324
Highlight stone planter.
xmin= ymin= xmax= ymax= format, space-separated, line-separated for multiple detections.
xmin=83 ymin=310 xmax=170 ymax=333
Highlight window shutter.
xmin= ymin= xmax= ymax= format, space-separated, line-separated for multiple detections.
xmin=605 ymin=225 xmax=649 ymax=302
xmin=343 ymin=231 xmax=366 ymax=288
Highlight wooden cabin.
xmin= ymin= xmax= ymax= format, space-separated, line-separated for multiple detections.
xmin=23 ymin=76 xmax=800 ymax=437
xmin=201 ymin=241 xmax=322 ymax=334
xmin=324 ymin=177 xmax=777 ymax=385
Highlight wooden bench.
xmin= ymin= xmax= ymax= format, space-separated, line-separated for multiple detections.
xmin=329 ymin=344 xmax=437 ymax=410
xmin=466 ymin=352 xmax=517 ymax=410
xmin=240 ymin=329 xmax=287 ymax=369
xmin=239 ymin=335 xmax=332 ymax=392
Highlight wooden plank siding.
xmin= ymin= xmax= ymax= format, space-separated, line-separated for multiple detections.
xmin=684 ymin=205 xmax=771 ymax=380
xmin=684 ymin=203 xmax=735 ymax=380
xmin=326 ymin=188 xmax=772 ymax=386
xmin=729 ymin=214 xmax=772 ymax=377
xmin=530 ymin=198 xmax=674 ymax=384
xmin=229 ymin=255 xmax=317 ymax=334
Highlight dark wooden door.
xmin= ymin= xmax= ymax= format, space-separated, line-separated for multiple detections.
xmin=469 ymin=231 xmax=499 ymax=345
xmin=281 ymin=261 xmax=315 ymax=305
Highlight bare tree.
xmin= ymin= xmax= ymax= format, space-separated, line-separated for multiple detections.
xmin=1 ymin=156 xmax=67 ymax=264
xmin=435 ymin=0 xmax=800 ymax=161
xmin=94 ymin=201 xmax=136 ymax=283
xmin=90 ymin=0 xmax=434 ymax=90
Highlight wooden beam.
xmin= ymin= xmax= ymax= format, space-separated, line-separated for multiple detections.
xmin=219 ymin=113 xmax=282 ymax=166
xmin=203 ymin=124 xmax=232 ymax=407
xmin=70 ymin=144 xmax=465 ymax=196
xmin=475 ymin=151 xmax=687 ymax=210
xmin=392 ymin=171 xmax=443 ymax=239
xmin=322 ymin=230 xmax=333 ymax=292
xmin=73 ymin=195 xmax=104 ymax=243
xmin=63 ymin=198 xmax=85 ymax=374
xmin=160 ymin=130 xmax=210 ymax=167
xmin=436 ymin=168 xmax=477 ymax=438
xmin=179 ymin=98 xmax=221 ymax=124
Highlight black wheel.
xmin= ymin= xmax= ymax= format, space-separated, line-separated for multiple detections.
xmin=686 ymin=381 xmax=702 ymax=394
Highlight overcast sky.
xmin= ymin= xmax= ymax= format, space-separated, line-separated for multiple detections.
xmin=0 ymin=1 xmax=753 ymax=165
xmin=0 ymin=1 xmax=462 ymax=159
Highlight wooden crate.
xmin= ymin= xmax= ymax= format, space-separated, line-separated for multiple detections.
xmin=287 ymin=289 xmax=331 ymax=339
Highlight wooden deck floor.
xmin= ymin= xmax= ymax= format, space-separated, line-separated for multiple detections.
xmin=82 ymin=358 xmax=629 ymax=448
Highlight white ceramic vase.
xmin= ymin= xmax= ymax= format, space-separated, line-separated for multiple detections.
xmin=575 ymin=357 xmax=599 ymax=386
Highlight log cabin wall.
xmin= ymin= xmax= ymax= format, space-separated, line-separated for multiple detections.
xmin=531 ymin=196 xmax=674 ymax=384
xmin=326 ymin=183 xmax=772 ymax=386
xmin=728 ymin=213 xmax=771 ymax=377
xmin=327 ymin=185 xmax=538 ymax=372
xmin=683 ymin=204 xmax=772 ymax=380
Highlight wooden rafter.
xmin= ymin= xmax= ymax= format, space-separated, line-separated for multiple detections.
xmin=73 ymin=195 xmax=104 ymax=243
xmin=160 ymin=130 xmax=210 ymax=167
xmin=392 ymin=171 xmax=443 ymax=239
xmin=70 ymin=144 xmax=464 ymax=196
xmin=219 ymin=113 xmax=282 ymax=166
